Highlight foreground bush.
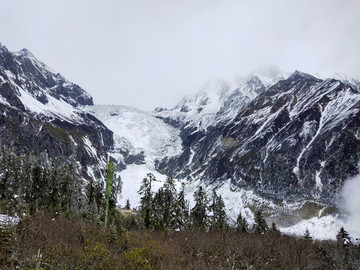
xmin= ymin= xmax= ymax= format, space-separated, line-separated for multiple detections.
xmin=0 ymin=214 xmax=359 ymax=269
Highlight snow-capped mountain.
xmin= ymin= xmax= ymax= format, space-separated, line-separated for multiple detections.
xmin=1 ymin=42 xmax=360 ymax=239
xmin=150 ymin=70 xmax=360 ymax=239
xmin=0 ymin=44 xmax=112 ymax=179
xmin=157 ymin=71 xmax=360 ymax=204
xmin=316 ymin=71 xmax=360 ymax=92
xmin=84 ymin=105 xmax=184 ymax=207
xmin=154 ymin=66 xmax=289 ymax=132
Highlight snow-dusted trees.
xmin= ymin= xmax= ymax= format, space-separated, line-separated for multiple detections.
xmin=254 ymin=210 xmax=268 ymax=234
xmin=337 ymin=227 xmax=351 ymax=246
xmin=139 ymin=175 xmax=191 ymax=231
xmin=174 ymin=183 xmax=190 ymax=231
xmin=236 ymin=212 xmax=248 ymax=232
xmin=0 ymin=149 xmax=85 ymax=216
xmin=138 ymin=173 xmax=156 ymax=229
xmin=160 ymin=177 xmax=177 ymax=229
xmin=209 ymin=189 xmax=227 ymax=230
xmin=191 ymin=186 xmax=209 ymax=229
xmin=104 ymin=159 xmax=115 ymax=227
xmin=139 ymin=181 xmax=229 ymax=231
xmin=125 ymin=199 xmax=131 ymax=210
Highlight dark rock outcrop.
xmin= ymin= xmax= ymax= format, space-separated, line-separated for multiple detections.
xmin=157 ymin=72 xmax=360 ymax=204
xmin=0 ymin=44 xmax=112 ymax=180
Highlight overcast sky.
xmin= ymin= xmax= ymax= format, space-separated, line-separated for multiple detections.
xmin=1 ymin=0 xmax=359 ymax=110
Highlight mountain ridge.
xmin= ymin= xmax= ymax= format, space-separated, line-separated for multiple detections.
xmin=154 ymin=70 xmax=360 ymax=205
xmin=1 ymin=43 xmax=360 ymax=239
xmin=0 ymin=44 xmax=111 ymax=181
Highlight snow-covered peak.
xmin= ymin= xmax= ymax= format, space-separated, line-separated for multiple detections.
xmin=288 ymin=70 xmax=322 ymax=82
xmin=0 ymin=43 xmax=8 ymax=53
xmin=154 ymin=70 xmax=281 ymax=131
xmin=13 ymin=47 xmax=58 ymax=75
xmin=316 ymin=71 xmax=360 ymax=92
xmin=19 ymin=48 xmax=35 ymax=57
xmin=246 ymin=65 xmax=290 ymax=87
xmin=0 ymin=44 xmax=93 ymax=121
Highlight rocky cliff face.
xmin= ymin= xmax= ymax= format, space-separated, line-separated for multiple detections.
xmin=0 ymin=44 xmax=112 ymax=179
xmin=155 ymin=71 xmax=360 ymax=205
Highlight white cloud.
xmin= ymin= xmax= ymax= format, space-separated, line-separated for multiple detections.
xmin=1 ymin=0 xmax=359 ymax=110
xmin=339 ymin=175 xmax=360 ymax=236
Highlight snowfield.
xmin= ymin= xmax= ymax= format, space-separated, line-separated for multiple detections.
xmin=85 ymin=105 xmax=183 ymax=170
xmin=84 ymin=105 xmax=184 ymax=209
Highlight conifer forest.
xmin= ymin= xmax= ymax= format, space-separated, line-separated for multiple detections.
xmin=0 ymin=149 xmax=359 ymax=269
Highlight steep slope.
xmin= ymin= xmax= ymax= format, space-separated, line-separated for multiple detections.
xmin=317 ymin=72 xmax=360 ymax=92
xmin=84 ymin=105 xmax=183 ymax=207
xmin=85 ymin=105 xmax=183 ymax=169
xmin=158 ymin=71 xmax=360 ymax=205
xmin=2 ymin=42 xmax=359 ymax=238
xmin=0 ymin=44 xmax=112 ymax=179
xmin=153 ymin=68 xmax=288 ymax=180
xmin=154 ymin=66 xmax=288 ymax=132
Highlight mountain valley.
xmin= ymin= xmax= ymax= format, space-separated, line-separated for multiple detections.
xmin=1 ymin=44 xmax=360 ymax=239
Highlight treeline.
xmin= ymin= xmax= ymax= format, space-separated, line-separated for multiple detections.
xmin=0 ymin=152 xmax=360 ymax=268
xmin=137 ymin=172 xmax=269 ymax=233
xmin=0 ymin=149 xmax=286 ymax=234
xmin=0 ymin=148 xmax=121 ymax=221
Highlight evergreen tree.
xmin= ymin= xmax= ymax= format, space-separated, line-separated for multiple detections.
xmin=105 ymin=159 xmax=115 ymax=227
xmin=162 ymin=177 xmax=177 ymax=229
xmin=336 ymin=226 xmax=351 ymax=246
xmin=48 ymin=165 xmax=60 ymax=211
xmin=336 ymin=226 xmax=351 ymax=264
xmin=125 ymin=199 xmax=131 ymax=210
xmin=152 ymin=187 xmax=165 ymax=229
xmin=138 ymin=173 xmax=156 ymax=229
xmin=269 ymin=222 xmax=280 ymax=235
xmin=303 ymin=228 xmax=313 ymax=242
xmin=0 ymin=150 xmax=16 ymax=214
xmin=29 ymin=164 xmax=43 ymax=214
xmin=174 ymin=183 xmax=190 ymax=231
xmin=254 ymin=210 xmax=268 ymax=234
xmin=209 ymin=189 xmax=228 ymax=230
xmin=191 ymin=186 xmax=208 ymax=229
xmin=19 ymin=154 xmax=33 ymax=214
xmin=60 ymin=163 xmax=82 ymax=214
xmin=94 ymin=179 xmax=105 ymax=212
xmin=0 ymin=147 xmax=86 ymax=216
xmin=236 ymin=212 xmax=248 ymax=232
xmin=86 ymin=178 xmax=98 ymax=221
xmin=110 ymin=174 xmax=122 ymax=211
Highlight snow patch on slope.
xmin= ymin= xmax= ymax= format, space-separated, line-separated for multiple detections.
xmin=280 ymin=215 xmax=341 ymax=240
xmin=83 ymin=105 xmax=184 ymax=209
xmin=85 ymin=105 xmax=183 ymax=169
xmin=118 ymin=164 xmax=184 ymax=208
xmin=18 ymin=88 xmax=82 ymax=121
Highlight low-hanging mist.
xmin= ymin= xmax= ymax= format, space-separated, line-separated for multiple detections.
xmin=339 ymin=175 xmax=360 ymax=238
